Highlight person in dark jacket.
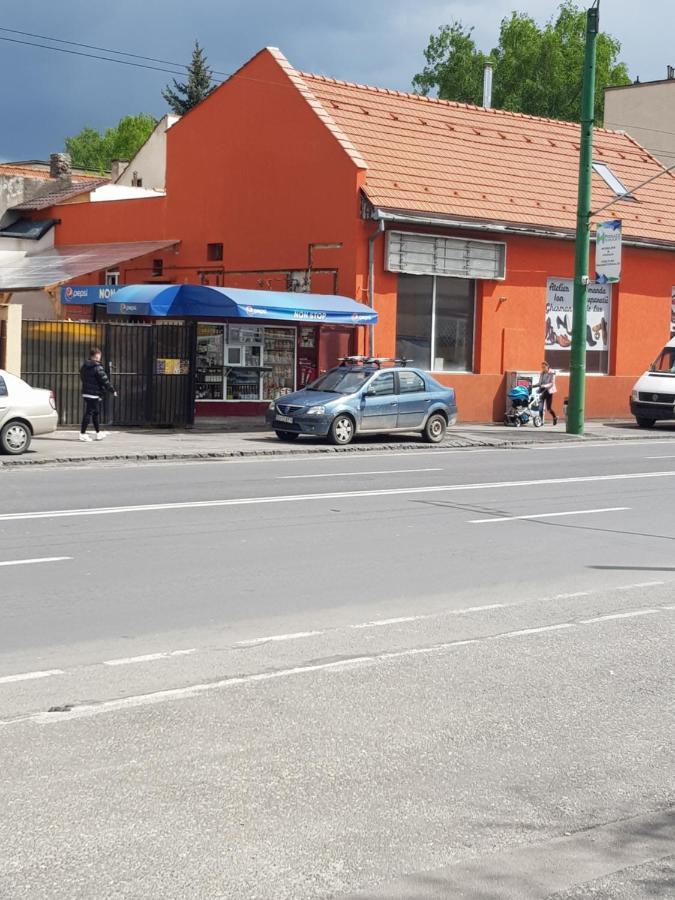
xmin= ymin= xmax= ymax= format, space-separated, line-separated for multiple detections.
xmin=79 ymin=347 xmax=116 ymax=441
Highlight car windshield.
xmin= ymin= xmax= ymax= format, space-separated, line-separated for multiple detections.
xmin=306 ymin=368 xmax=372 ymax=394
xmin=653 ymin=348 xmax=675 ymax=373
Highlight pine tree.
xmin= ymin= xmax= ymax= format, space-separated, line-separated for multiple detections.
xmin=162 ymin=41 xmax=216 ymax=115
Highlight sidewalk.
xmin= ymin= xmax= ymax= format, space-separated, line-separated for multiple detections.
xmin=3 ymin=419 xmax=675 ymax=468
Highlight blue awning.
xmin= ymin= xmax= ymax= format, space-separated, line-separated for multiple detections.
xmin=103 ymin=284 xmax=377 ymax=325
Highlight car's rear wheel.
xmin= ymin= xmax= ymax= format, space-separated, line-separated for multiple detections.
xmin=423 ymin=413 xmax=447 ymax=443
xmin=275 ymin=430 xmax=300 ymax=441
xmin=636 ymin=416 xmax=656 ymax=428
xmin=0 ymin=420 xmax=32 ymax=455
xmin=329 ymin=414 xmax=354 ymax=445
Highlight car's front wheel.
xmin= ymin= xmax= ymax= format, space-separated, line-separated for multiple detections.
xmin=636 ymin=416 xmax=656 ymax=429
xmin=275 ymin=431 xmax=300 ymax=442
xmin=0 ymin=420 xmax=32 ymax=455
xmin=328 ymin=414 xmax=355 ymax=446
xmin=423 ymin=413 xmax=447 ymax=443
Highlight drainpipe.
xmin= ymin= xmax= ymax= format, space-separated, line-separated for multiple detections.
xmin=367 ymin=219 xmax=384 ymax=357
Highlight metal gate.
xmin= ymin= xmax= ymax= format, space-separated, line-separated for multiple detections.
xmin=21 ymin=320 xmax=195 ymax=427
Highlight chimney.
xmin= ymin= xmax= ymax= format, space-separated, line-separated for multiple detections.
xmin=49 ymin=152 xmax=71 ymax=179
xmin=482 ymin=63 xmax=493 ymax=109
xmin=110 ymin=159 xmax=129 ymax=181
xmin=668 ymin=65 xmax=675 ymax=80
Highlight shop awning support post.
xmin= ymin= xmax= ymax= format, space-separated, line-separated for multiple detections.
xmin=567 ymin=1 xmax=599 ymax=435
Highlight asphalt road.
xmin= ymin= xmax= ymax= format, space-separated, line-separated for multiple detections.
xmin=1 ymin=439 xmax=674 ymax=898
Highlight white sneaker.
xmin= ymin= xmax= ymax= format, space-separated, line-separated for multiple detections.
xmin=79 ymin=433 xmax=92 ymax=442
xmin=95 ymin=432 xmax=108 ymax=441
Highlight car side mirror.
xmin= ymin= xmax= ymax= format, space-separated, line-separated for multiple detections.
xmin=364 ymin=388 xmax=376 ymax=397
xmin=650 ymin=363 xmax=657 ymax=372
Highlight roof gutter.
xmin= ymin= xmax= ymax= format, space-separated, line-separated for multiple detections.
xmin=372 ymin=207 xmax=675 ymax=252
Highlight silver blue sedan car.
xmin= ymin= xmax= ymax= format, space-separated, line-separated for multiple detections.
xmin=266 ymin=361 xmax=458 ymax=445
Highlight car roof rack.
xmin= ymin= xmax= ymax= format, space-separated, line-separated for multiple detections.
xmin=338 ymin=356 xmax=410 ymax=369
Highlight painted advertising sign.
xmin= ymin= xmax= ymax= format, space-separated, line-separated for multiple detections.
xmin=545 ymin=278 xmax=611 ymax=351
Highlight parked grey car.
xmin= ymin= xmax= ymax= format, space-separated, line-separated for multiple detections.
xmin=266 ymin=361 xmax=457 ymax=445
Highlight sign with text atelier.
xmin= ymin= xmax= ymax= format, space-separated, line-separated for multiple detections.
xmin=546 ymin=278 xmax=611 ymax=351
xmin=595 ymin=219 xmax=622 ymax=284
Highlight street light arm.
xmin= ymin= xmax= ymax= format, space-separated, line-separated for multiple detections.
xmin=591 ymin=162 xmax=675 ymax=218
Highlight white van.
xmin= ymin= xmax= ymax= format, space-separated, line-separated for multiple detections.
xmin=630 ymin=337 xmax=675 ymax=427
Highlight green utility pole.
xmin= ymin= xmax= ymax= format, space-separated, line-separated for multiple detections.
xmin=567 ymin=2 xmax=600 ymax=435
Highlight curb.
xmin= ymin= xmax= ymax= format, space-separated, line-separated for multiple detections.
xmin=0 ymin=437 xmax=528 ymax=468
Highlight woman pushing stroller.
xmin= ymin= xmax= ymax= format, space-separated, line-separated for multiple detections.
xmin=538 ymin=362 xmax=558 ymax=425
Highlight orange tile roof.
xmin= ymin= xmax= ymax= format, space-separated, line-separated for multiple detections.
xmin=299 ymin=72 xmax=675 ymax=245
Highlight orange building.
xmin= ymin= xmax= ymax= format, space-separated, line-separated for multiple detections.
xmin=21 ymin=47 xmax=675 ymax=422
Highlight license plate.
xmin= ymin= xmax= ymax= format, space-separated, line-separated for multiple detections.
xmin=276 ymin=414 xmax=293 ymax=424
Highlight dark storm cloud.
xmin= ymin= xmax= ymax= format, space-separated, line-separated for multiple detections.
xmin=0 ymin=0 xmax=667 ymax=160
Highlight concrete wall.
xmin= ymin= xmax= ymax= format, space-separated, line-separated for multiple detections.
xmin=605 ymin=80 xmax=675 ymax=168
xmin=116 ymin=115 xmax=180 ymax=191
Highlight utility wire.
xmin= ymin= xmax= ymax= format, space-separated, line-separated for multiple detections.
xmin=0 ymin=25 xmax=229 ymax=77
xmin=0 ymin=35 xmax=187 ymax=76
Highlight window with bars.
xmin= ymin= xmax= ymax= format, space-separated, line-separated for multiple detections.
xmin=386 ymin=231 xmax=506 ymax=280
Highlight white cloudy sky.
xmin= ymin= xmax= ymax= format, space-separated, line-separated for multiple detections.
xmin=0 ymin=0 xmax=669 ymax=159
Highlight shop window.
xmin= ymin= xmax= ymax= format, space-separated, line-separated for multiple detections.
xmin=395 ymin=273 xmax=474 ymax=372
xmin=545 ymin=277 xmax=610 ymax=374
xmin=194 ymin=323 xmax=296 ymax=402
xmin=207 ymin=242 xmax=224 ymax=261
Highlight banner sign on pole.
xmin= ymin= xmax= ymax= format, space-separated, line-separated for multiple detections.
xmin=595 ymin=219 xmax=622 ymax=284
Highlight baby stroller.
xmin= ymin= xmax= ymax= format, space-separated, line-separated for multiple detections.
xmin=504 ymin=384 xmax=543 ymax=428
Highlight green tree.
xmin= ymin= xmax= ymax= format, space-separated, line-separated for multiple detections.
xmin=413 ymin=1 xmax=631 ymax=124
xmin=64 ymin=113 xmax=157 ymax=173
xmin=162 ymin=41 xmax=216 ymax=114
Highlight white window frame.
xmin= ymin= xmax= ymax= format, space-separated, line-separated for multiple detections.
xmin=105 ymin=269 xmax=120 ymax=285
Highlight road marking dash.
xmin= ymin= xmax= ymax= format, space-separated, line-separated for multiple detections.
xmin=580 ymin=609 xmax=660 ymax=624
xmin=0 ymin=556 xmax=72 ymax=568
xmin=279 ymin=467 xmax=443 ymax=479
xmin=496 ymin=623 xmax=575 ymax=638
xmin=103 ymin=649 xmax=196 ymax=666
xmin=470 ymin=507 xmax=629 ymax=524
xmin=0 ymin=669 xmax=63 ymax=685
xmin=235 ymin=631 xmax=323 ymax=647
xmin=615 ymin=581 xmax=664 ymax=590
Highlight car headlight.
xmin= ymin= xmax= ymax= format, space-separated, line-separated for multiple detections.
xmin=305 ymin=405 xmax=326 ymax=416
xmin=631 ymin=389 xmax=639 ymax=401
xmin=268 ymin=401 xmax=276 ymax=411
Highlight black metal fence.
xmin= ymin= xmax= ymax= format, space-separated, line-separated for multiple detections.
xmin=21 ymin=320 xmax=196 ymax=427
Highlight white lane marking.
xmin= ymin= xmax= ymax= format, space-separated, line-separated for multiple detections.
xmin=580 ymin=609 xmax=660 ymax=624
xmin=0 ymin=669 xmax=63 ymax=685
xmin=615 ymin=581 xmax=664 ymax=590
xmin=496 ymin=623 xmax=575 ymax=638
xmin=470 ymin=507 xmax=629 ymax=524
xmin=645 ymin=455 xmax=675 ymax=459
xmin=235 ymin=631 xmax=323 ymax=647
xmin=103 ymin=649 xmax=196 ymax=667
xmin=2 ymin=471 xmax=674 ymax=522
xmin=352 ymin=603 xmax=507 ymax=630
xmin=0 ymin=556 xmax=72 ymax=568
xmin=553 ymin=591 xmax=591 ymax=599
xmin=278 ymin=467 xmax=443 ymax=479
